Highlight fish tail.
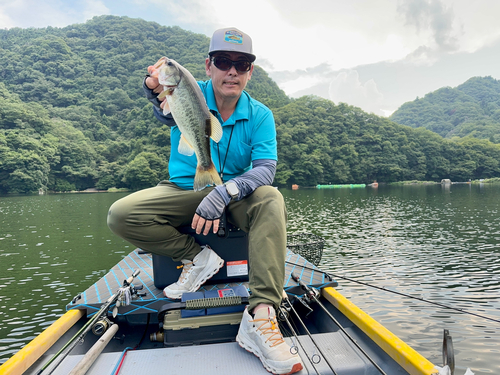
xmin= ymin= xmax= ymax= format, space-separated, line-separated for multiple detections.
xmin=193 ymin=163 xmax=223 ymax=191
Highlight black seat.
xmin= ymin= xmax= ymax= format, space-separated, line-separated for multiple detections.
xmin=152 ymin=222 xmax=250 ymax=290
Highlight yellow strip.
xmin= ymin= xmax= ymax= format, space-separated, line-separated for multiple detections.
xmin=0 ymin=309 xmax=85 ymax=375
xmin=322 ymin=287 xmax=438 ymax=375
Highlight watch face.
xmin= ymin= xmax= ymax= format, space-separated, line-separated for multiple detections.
xmin=226 ymin=182 xmax=238 ymax=196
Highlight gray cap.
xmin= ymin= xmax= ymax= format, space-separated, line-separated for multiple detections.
xmin=208 ymin=27 xmax=256 ymax=62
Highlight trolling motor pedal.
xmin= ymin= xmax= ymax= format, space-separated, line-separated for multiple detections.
xmin=443 ymin=329 xmax=455 ymax=375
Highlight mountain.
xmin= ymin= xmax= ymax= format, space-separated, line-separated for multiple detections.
xmin=1 ymin=16 xmax=499 ymax=194
xmin=390 ymin=76 xmax=500 ymax=143
xmin=0 ymin=16 xmax=289 ymax=193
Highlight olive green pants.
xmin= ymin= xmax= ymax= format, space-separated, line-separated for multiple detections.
xmin=107 ymin=181 xmax=287 ymax=311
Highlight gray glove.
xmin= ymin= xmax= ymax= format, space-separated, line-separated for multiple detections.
xmin=195 ymin=186 xmax=230 ymax=220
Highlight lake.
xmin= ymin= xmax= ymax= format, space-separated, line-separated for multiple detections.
xmin=1 ymin=184 xmax=499 ymax=374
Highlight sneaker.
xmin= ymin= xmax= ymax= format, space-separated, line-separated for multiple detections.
xmin=163 ymin=245 xmax=224 ymax=299
xmin=236 ymin=306 xmax=303 ymax=375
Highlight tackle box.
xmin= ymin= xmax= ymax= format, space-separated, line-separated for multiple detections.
xmin=162 ymin=310 xmax=243 ymax=347
xmin=162 ymin=286 xmax=250 ymax=346
xmin=152 ymin=224 xmax=250 ymax=289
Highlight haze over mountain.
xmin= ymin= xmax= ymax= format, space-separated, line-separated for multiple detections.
xmin=2 ymin=0 xmax=500 ymax=116
xmin=390 ymin=76 xmax=500 ymax=143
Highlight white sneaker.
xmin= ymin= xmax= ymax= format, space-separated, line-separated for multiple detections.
xmin=236 ymin=306 xmax=303 ymax=375
xmin=163 ymin=245 xmax=224 ymax=299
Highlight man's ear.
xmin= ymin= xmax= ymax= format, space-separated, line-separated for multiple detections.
xmin=205 ymin=57 xmax=212 ymax=77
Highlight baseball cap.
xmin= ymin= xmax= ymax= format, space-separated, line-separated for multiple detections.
xmin=208 ymin=27 xmax=256 ymax=62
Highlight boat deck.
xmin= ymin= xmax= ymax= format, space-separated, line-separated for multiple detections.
xmin=22 ymin=249 xmax=421 ymax=375
xmin=67 ymin=249 xmax=336 ymax=317
xmin=51 ymin=331 xmax=381 ymax=375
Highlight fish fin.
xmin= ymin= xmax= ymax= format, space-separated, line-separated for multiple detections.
xmin=209 ymin=113 xmax=223 ymax=143
xmin=158 ymin=87 xmax=175 ymax=99
xmin=193 ymin=163 xmax=223 ymax=191
xmin=161 ymin=100 xmax=171 ymax=116
xmin=158 ymin=90 xmax=168 ymax=99
xmin=178 ymin=134 xmax=194 ymax=156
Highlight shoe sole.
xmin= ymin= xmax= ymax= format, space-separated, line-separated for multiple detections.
xmin=163 ymin=253 xmax=224 ymax=299
xmin=236 ymin=332 xmax=303 ymax=375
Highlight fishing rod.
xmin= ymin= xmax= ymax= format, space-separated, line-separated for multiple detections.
xmin=286 ymin=261 xmax=500 ymax=325
xmin=279 ymin=293 xmax=338 ymax=375
xmin=37 ymin=270 xmax=142 ymax=375
xmin=278 ymin=305 xmax=323 ymax=375
xmin=290 ymin=272 xmax=389 ymax=375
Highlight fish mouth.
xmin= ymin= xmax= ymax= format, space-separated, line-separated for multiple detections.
xmin=158 ymin=73 xmax=175 ymax=85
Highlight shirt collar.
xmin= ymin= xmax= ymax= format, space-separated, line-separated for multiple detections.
xmin=206 ymin=80 xmax=249 ymax=126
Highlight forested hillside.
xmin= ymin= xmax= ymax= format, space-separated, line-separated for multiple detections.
xmin=390 ymin=76 xmax=500 ymax=142
xmin=0 ymin=16 xmax=288 ymax=193
xmin=274 ymin=96 xmax=500 ymax=186
xmin=1 ymin=16 xmax=500 ymax=194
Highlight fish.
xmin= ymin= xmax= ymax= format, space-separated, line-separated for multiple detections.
xmin=149 ymin=57 xmax=223 ymax=191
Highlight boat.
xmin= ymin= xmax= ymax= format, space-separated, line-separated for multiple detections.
xmin=316 ymin=184 xmax=366 ymax=189
xmin=0 ymin=232 xmax=456 ymax=375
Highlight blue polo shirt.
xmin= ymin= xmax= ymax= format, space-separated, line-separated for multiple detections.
xmin=166 ymin=80 xmax=277 ymax=190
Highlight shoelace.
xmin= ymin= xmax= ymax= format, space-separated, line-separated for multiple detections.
xmin=176 ymin=261 xmax=193 ymax=283
xmin=252 ymin=317 xmax=285 ymax=347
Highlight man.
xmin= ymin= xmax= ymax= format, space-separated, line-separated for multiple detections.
xmin=107 ymin=27 xmax=303 ymax=375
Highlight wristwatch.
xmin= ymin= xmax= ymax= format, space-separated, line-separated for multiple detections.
xmin=225 ymin=181 xmax=239 ymax=200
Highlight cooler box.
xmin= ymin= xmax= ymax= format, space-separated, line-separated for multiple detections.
xmin=152 ymin=224 xmax=249 ymax=289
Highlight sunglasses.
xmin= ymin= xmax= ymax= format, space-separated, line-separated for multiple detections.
xmin=211 ymin=56 xmax=252 ymax=73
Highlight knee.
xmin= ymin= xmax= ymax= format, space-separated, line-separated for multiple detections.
xmin=106 ymin=198 xmax=130 ymax=237
xmin=252 ymin=186 xmax=286 ymax=215
xmin=254 ymin=186 xmax=284 ymax=205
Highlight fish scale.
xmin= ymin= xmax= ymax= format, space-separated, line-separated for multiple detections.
xmin=155 ymin=57 xmax=223 ymax=191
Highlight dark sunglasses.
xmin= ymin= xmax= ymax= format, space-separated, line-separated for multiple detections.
xmin=211 ymin=56 xmax=252 ymax=73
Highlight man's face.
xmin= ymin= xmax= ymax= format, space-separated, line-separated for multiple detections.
xmin=205 ymin=51 xmax=253 ymax=102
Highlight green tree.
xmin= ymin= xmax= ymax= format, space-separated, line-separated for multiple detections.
xmin=122 ymin=154 xmax=159 ymax=190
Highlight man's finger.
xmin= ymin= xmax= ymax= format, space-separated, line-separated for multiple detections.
xmin=195 ymin=216 xmax=206 ymax=235
xmin=202 ymin=220 xmax=213 ymax=236
xmin=192 ymin=214 xmax=200 ymax=230
xmin=212 ymin=219 xmax=220 ymax=234
xmin=145 ymin=76 xmax=160 ymax=90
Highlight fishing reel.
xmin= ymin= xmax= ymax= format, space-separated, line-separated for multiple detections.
xmin=290 ymin=284 xmax=320 ymax=318
xmin=113 ymin=279 xmax=147 ymax=317
xmin=92 ymin=316 xmax=112 ymax=336
xmin=115 ymin=283 xmax=146 ymax=308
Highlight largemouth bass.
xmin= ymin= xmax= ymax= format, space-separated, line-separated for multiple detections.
xmin=150 ymin=57 xmax=223 ymax=191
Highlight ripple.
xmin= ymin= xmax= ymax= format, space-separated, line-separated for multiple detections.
xmin=284 ymin=185 xmax=500 ymax=375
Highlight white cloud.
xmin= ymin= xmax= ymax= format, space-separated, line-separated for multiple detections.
xmin=279 ymin=76 xmax=325 ymax=96
xmin=81 ymin=0 xmax=110 ymax=22
xmin=328 ymin=70 xmax=384 ymax=115
xmin=2 ymin=0 xmax=500 ymax=117
xmin=0 ymin=0 xmax=110 ymax=29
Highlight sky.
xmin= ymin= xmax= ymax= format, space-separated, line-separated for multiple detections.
xmin=1 ymin=0 xmax=500 ymax=116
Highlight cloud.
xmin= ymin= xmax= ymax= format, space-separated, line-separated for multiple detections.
xmin=397 ymin=0 xmax=460 ymax=52
xmin=328 ymin=70 xmax=384 ymax=115
xmin=81 ymin=0 xmax=110 ymax=22
xmin=0 ymin=0 xmax=110 ymax=29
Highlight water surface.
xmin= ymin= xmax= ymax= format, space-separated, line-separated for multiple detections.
xmin=1 ymin=185 xmax=499 ymax=374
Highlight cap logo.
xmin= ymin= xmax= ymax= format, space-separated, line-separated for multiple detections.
xmin=224 ymin=30 xmax=243 ymax=45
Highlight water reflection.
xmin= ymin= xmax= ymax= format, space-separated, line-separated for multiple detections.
xmin=0 ymin=193 xmax=130 ymax=361
xmin=1 ymin=186 xmax=500 ymax=374
xmin=283 ymin=184 xmax=500 ymax=374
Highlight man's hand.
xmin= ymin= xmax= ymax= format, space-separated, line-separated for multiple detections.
xmin=192 ymin=214 xmax=220 ymax=236
xmin=146 ymin=58 xmax=168 ymax=109
xmin=192 ymin=188 xmax=229 ymax=235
